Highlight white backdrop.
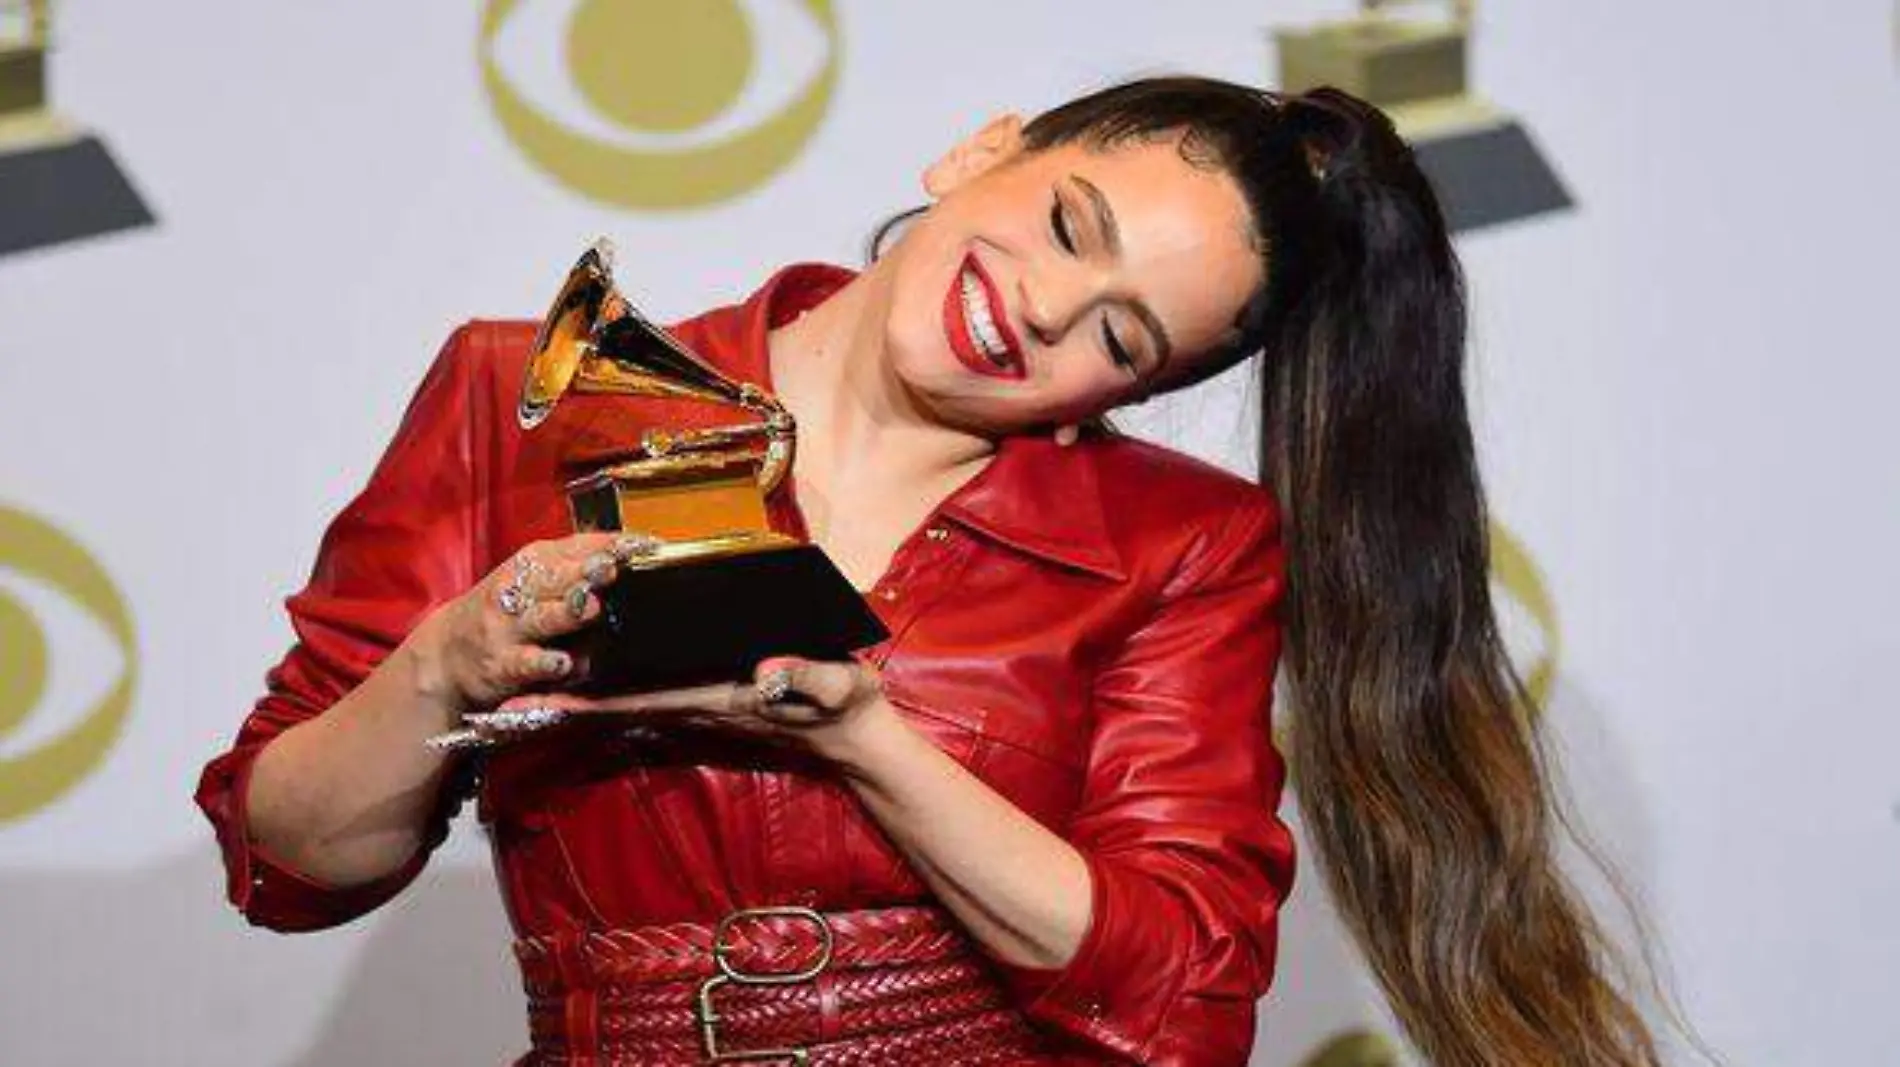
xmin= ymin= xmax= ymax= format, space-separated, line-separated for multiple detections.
xmin=1 ymin=1 xmax=1896 ymax=1064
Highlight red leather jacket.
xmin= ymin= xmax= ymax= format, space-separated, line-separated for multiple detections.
xmin=197 ymin=264 xmax=1297 ymax=1065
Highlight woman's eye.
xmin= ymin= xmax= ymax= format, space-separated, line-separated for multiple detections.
xmin=1050 ymin=196 xmax=1076 ymax=253
xmin=1101 ymin=318 xmax=1137 ymax=374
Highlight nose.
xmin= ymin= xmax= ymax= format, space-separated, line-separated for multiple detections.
xmin=1017 ymin=264 xmax=1104 ymax=348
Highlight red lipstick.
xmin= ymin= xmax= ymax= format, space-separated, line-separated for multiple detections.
xmin=941 ymin=252 xmax=1025 ymax=380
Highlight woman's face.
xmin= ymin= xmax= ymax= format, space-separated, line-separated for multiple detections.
xmin=877 ymin=118 xmax=1264 ymax=436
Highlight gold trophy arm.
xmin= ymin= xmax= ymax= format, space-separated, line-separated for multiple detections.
xmin=641 ymin=421 xmax=791 ymax=458
xmin=560 ymin=350 xmax=754 ymax=406
xmin=522 ymin=241 xmax=798 ymax=497
xmin=591 ymin=308 xmax=788 ymax=414
xmin=519 ymin=240 xmax=792 ymax=430
xmin=758 ymin=435 xmax=793 ymax=495
xmin=581 ymin=418 xmax=795 ymax=493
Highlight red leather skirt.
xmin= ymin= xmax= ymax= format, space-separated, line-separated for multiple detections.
xmin=512 ymin=904 xmax=1058 ymax=1065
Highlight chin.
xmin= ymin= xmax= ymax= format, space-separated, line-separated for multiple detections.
xmin=883 ymin=317 xmax=954 ymax=391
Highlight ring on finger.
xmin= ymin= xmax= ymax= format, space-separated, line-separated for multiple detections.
xmin=564 ymin=582 xmax=593 ymax=620
xmin=511 ymin=553 xmax=549 ymax=592
xmin=498 ymin=552 xmax=550 ymax=617
xmin=497 ymin=578 xmax=531 ymax=617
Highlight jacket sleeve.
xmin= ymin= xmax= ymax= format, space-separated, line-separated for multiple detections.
xmin=991 ymin=497 xmax=1297 ymax=1065
xmin=194 ymin=323 xmax=493 ymax=932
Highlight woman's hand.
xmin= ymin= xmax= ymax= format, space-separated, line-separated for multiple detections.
xmin=406 ymin=532 xmax=646 ymax=716
xmin=454 ymin=655 xmax=889 ymax=760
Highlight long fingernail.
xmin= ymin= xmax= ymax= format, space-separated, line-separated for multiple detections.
xmin=613 ymin=532 xmax=662 ymax=563
xmin=581 ymin=552 xmax=617 ymax=587
xmin=538 ymin=650 xmax=573 ymax=676
xmin=756 ymin=668 xmax=794 ymax=705
xmin=463 ymin=707 xmax=567 ymax=733
xmin=424 ymin=728 xmax=495 ymax=752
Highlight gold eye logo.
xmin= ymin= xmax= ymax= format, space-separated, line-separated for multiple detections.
xmin=479 ymin=0 xmax=841 ymax=209
xmin=0 ymin=504 xmax=137 ymax=821
xmin=1489 ymin=520 xmax=1561 ymax=709
xmin=1295 ymin=1029 xmax=1402 ymax=1067
xmin=1274 ymin=519 xmax=1561 ymax=752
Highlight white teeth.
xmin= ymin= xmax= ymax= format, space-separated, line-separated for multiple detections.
xmin=960 ymin=269 xmax=1011 ymax=367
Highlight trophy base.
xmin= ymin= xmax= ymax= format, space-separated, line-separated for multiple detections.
xmin=1410 ymin=116 xmax=1573 ymax=234
xmin=0 ymin=125 xmax=155 ymax=257
xmin=563 ymin=543 xmax=890 ymax=694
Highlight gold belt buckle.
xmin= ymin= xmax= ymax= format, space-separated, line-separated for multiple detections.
xmin=695 ymin=905 xmax=835 ymax=1065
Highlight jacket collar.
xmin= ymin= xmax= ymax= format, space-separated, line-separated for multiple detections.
xmin=939 ymin=436 xmax=1127 ymax=581
xmin=692 ymin=263 xmax=1130 ymax=582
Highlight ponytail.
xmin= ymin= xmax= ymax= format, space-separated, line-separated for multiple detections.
xmin=1024 ymin=78 xmax=1674 ymax=1065
xmin=1260 ymin=89 xmax=1663 ymax=1067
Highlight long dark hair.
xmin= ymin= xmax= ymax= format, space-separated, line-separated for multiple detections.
xmin=1019 ymin=78 xmax=1669 ymax=1066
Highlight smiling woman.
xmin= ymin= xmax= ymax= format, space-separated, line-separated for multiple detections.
xmin=858 ymin=120 xmax=1259 ymax=437
xmin=198 ymin=75 xmax=1667 ymax=1066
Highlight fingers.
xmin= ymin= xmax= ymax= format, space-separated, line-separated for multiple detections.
xmin=750 ymin=658 xmax=879 ymax=726
xmin=424 ymin=684 xmax=749 ymax=752
xmin=512 ymin=590 xmax=601 ymax=644
xmin=579 ymin=550 xmax=617 ymax=588
xmin=423 ymin=701 xmax=571 ymax=752
xmin=494 ymin=540 xmax=625 ymax=642
xmin=493 ymin=531 xmax=660 ymax=630
xmin=755 ymin=657 xmax=879 ymax=710
xmin=421 ymin=656 xmax=880 ymax=752
xmin=502 ymin=646 xmax=574 ymax=687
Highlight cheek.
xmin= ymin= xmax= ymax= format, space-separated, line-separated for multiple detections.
xmin=1031 ymin=350 xmax=1129 ymax=420
xmin=881 ymin=245 xmax=953 ymax=355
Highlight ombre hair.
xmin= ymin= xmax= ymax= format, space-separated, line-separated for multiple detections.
xmin=1010 ymin=77 xmax=1682 ymax=1066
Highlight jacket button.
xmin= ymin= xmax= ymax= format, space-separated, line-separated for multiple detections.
xmin=924 ymin=525 xmax=950 ymax=542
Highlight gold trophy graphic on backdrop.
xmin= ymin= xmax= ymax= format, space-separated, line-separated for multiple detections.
xmin=1277 ymin=0 xmax=1488 ymax=137
xmin=484 ymin=241 xmax=884 ymax=704
xmin=0 ymin=0 xmax=47 ymax=117
xmin=0 ymin=0 xmax=152 ymax=256
xmin=1275 ymin=0 xmax=1571 ymax=233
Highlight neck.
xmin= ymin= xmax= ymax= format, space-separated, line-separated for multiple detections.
xmin=768 ymin=268 xmax=994 ymax=490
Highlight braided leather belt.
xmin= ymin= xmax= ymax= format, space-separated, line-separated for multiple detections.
xmin=514 ymin=904 xmax=1050 ymax=1065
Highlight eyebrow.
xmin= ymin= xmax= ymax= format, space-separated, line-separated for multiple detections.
xmin=1071 ymin=173 xmax=1175 ymax=366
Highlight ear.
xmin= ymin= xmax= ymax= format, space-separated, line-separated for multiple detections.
xmin=923 ymin=113 xmax=1026 ymax=198
xmin=1053 ymin=423 xmax=1081 ymax=448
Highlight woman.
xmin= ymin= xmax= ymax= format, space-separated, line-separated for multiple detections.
xmin=197 ymin=78 xmax=1663 ymax=1065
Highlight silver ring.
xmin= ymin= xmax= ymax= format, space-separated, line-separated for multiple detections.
xmin=565 ymin=583 xmax=592 ymax=619
xmin=497 ymin=579 xmax=530 ymax=617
